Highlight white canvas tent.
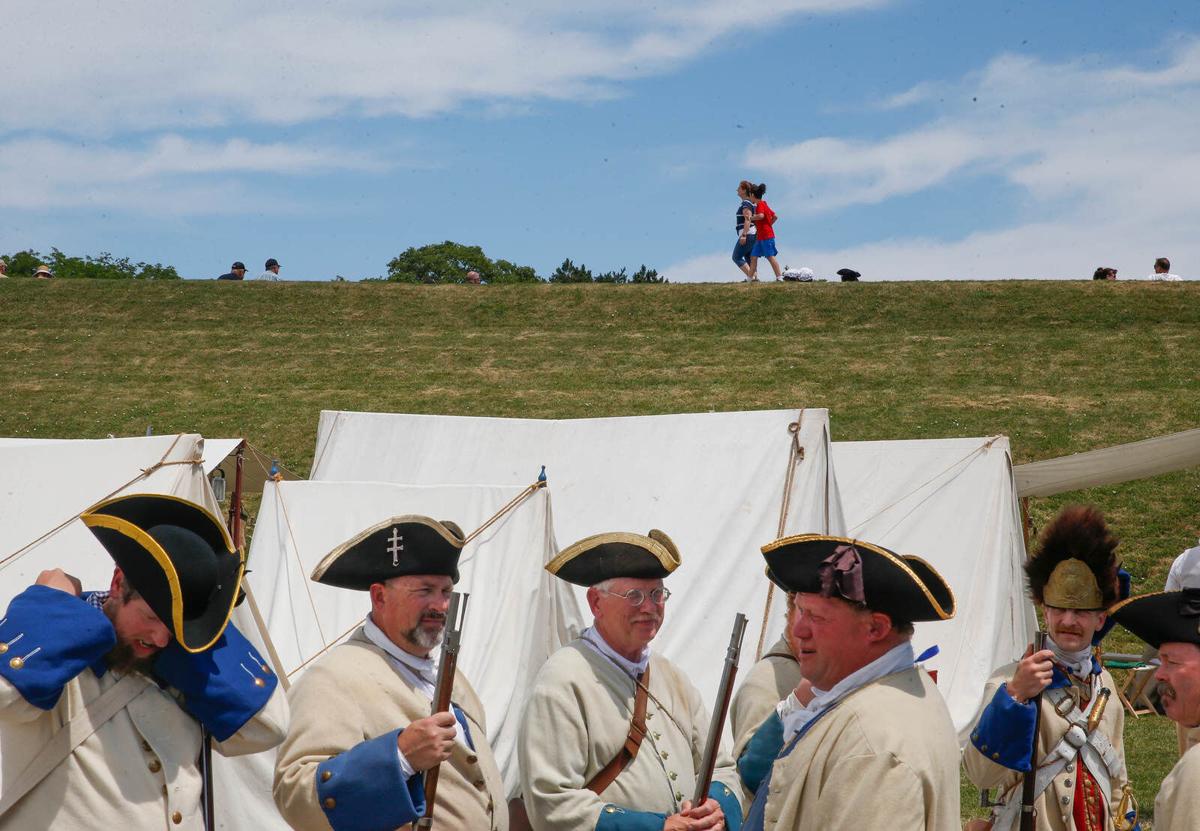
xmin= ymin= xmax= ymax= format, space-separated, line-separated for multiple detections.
xmin=832 ymin=436 xmax=1034 ymax=736
xmin=213 ymin=480 xmax=578 ymax=830
xmin=0 ymin=434 xmax=224 ymax=609
xmin=1013 ymin=426 xmax=1200 ymax=497
xmin=310 ymin=408 xmax=846 ymax=677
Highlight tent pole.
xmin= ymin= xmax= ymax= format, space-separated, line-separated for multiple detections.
xmin=1019 ymin=496 xmax=1033 ymax=551
xmin=231 ymin=443 xmax=246 ymax=551
xmin=244 ymin=582 xmax=291 ymax=691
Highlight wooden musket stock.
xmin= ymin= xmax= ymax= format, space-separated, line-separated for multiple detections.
xmin=692 ymin=612 xmax=749 ymax=807
xmin=415 ymin=592 xmax=469 ymax=830
xmin=1019 ymin=630 xmax=1048 ymax=831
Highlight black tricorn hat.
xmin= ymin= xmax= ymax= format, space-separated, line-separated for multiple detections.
xmin=81 ymin=493 xmax=243 ymax=653
xmin=761 ymin=534 xmax=955 ymax=624
xmin=311 ymin=515 xmax=465 ymax=590
xmin=546 ymin=529 xmax=681 ymax=587
xmin=1110 ymin=590 xmax=1200 ymax=650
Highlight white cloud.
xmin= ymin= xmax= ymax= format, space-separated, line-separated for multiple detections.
xmin=0 ymin=135 xmax=383 ymax=213
xmin=0 ymin=0 xmax=888 ymax=136
xmin=717 ymin=39 xmax=1200 ymax=279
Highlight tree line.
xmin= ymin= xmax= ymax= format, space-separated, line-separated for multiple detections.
xmin=1 ymin=249 xmax=180 ymax=280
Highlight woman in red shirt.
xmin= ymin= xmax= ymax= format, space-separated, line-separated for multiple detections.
xmin=748 ymin=182 xmax=783 ymax=280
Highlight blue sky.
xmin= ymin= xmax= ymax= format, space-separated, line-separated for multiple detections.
xmin=3 ymin=1 xmax=1198 ymax=281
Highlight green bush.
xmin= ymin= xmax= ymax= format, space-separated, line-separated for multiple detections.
xmin=386 ymin=241 xmax=542 ymax=284
xmin=1 ymin=248 xmax=180 ymax=280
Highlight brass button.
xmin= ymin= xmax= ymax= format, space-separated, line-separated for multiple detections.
xmin=653 ymin=732 xmax=661 ymax=740
xmin=675 ymin=791 xmax=683 ymax=801
xmin=324 ymin=797 xmax=336 ymax=809
xmin=1065 ymin=779 xmax=1072 ymax=788
xmin=474 ymin=779 xmax=486 ymax=790
xmin=466 ymin=754 xmax=478 ymax=765
xmin=261 ymin=663 xmax=271 ymax=673
xmin=991 ymin=753 xmax=999 ymax=761
xmin=0 ymin=642 xmax=8 ymax=654
xmin=148 ymin=759 xmax=162 ymax=773
xmin=254 ymin=678 xmax=265 ymax=687
xmin=9 ymin=657 xmax=23 ymax=670
xmin=1066 ymin=763 xmax=1074 ymax=773
xmin=1061 ymin=796 xmax=1070 ymax=805
xmin=172 ymin=811 xmax=182 ymax=824
xmin=660 ymin=751 xmax=669 ymax=760
xmin=669 ymin=771 xmax=678 ymax=780
xmin=646 ymin=712 xmax=653 ymax=720
xmin=605 ymin=807 xmax=616 ymax=814
xmin=321 ymin=771 xmax=332 ymax=782
xmin=980 ymin=744 xmax=988 ymax=752
xmin=971 ymin=732 xmax=979 ymax=741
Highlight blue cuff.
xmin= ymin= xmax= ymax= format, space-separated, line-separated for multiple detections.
xmin=316 ymin=729 xmax=425 ymax=831
xmin=0 ymin=585 xmax=115 ymax=710
xmin=737 ymin=711 xmax=784 ymax=794
xmin=152 ymin=622 xmax=277 ymax=741
xmin=595 ymin=806 xmax=668 ymax=831
xmin=711 ymin=781 xmax=743 ymax=831
xmin=971 ymin=684 xmax=1037 ymax=771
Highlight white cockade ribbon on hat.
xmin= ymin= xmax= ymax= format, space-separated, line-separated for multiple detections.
xmin=777 ymin=640 xmax=915 ymax=743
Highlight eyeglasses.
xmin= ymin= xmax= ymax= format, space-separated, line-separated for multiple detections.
xmin=599 ymin=587 xmax=671 ymax=606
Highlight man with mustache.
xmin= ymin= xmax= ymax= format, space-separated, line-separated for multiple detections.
xmin=517 ymin=530 xmax=744 ymax=830
xmin=737 ymin=535 xmax=960 ymax=830
xmin=1110 ymin=587 xmax=1200 ymax=829
xmin=274 ymin=515 xmax=508 ymax=831
xmin=0 ymin=494 xmax=286 ymax=830
xmin=964 ymin=505 xmax=1135 ymax=831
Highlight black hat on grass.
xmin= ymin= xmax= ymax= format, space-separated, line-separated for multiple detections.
xmin=81 ymin=493 xmax=243 ymax=653
xmin=761 ymin=534 xmax=955 ymax=624
xmin=311 ymin=515 xmax=466 ymax=590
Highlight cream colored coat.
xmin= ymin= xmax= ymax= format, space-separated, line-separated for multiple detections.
xmin=962 ymin=663 xmax=1128 ymax=831
xmin=518 ymin=640 xmax=744 ymax=831
xmin=0 ymin=666 xmax=287 ymax=830
xmin=1154 ymin=742 xmax=1200 ymax=830
xmin=273 ymin=628 xmax=508 ymax=831
xmin=759 ymin=665 xmax=959 ymax=831
xmin=730 ymin=635 xmax=802 ymax=762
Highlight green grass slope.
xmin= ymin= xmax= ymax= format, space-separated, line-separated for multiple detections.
xmin=2 ymin=278 xmax=1197 ymax=821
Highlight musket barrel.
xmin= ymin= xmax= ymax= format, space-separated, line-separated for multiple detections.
xmin=692 ymin=612 xmax=749 ymax=806
xmin=418 ymin=591 xmax=470 ymax=829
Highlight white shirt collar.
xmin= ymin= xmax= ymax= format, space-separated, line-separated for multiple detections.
xmin=580 ymin=625 xmax=651 ymax=677
xmin=779 ymin=640 xmax=916 ymax=742
xmin=363 ymin=615 xmax=439 ymax=693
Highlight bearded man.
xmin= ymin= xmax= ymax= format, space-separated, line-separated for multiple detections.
xmin=273 ymin=515 xmax=509 ymax=831
xmin=517 ymin=529 xmax=744 ymax=831
xmin=0 ymin=494 xmax=287 ymax=830
xmin=964 ymin=505 xmax=1135 ymax=831
xmin=1110 ymin=588 xmax=1200 ymax=829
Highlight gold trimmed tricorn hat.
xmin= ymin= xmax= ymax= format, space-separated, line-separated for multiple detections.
xmin=761 ymin=534 xmax=956 ymax=623
xmin=546 ymin=529 xmax=681 ymax=587
xmin=1026 ymin=505 xmax=1120 ymax=610
xmin=311 ymin=515 xmax=465 ymax=590
xmin=1110 ymin=590 xmax=1200 ymax=650
xmin=81 ymin=493 xmax=243 ymax=653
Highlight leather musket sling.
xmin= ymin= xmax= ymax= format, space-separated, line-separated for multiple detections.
xmin=585 ymin=666 xmax=650 ymax=795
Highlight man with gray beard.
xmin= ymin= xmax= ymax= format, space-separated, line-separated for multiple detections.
xmin=273 ymin=515 xmax=509 ymax=831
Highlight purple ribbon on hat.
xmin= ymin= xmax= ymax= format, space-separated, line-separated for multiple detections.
xmin=818 ymin=544 xmax=865 ymax=603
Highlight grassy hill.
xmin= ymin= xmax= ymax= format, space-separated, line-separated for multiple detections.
xmin=2 ymin=277 xmax=1197 ymax=821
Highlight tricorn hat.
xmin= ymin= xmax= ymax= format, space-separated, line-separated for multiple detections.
xmin=546 ymin=529 xmax=681 ymax=587
xmin=1026 ymin=505 xmax=1120 ymax=610
xmin=761 ymin=534 xmax=955 ymax=624
xmin=1110 ymin=590 xmax=1200 ymax=650
xmin=311 ymin=515 xmax=465 ymax=590
xmin=81 ymin=493 xmax=243 ymax=653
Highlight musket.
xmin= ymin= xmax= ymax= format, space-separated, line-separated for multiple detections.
xmin=1018 ymin=631 xmax=1048 ymax=831
xmin=200 ymin=727 xmax=214 ymax=831
xmin=415 ymin=592 xmax=469 ymax=830
xmin=692 ymin=613 xmax=748 ymax=808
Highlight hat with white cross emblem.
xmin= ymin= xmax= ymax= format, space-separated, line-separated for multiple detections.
xmin=310 ymin=515 xmax=465 ymax=590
